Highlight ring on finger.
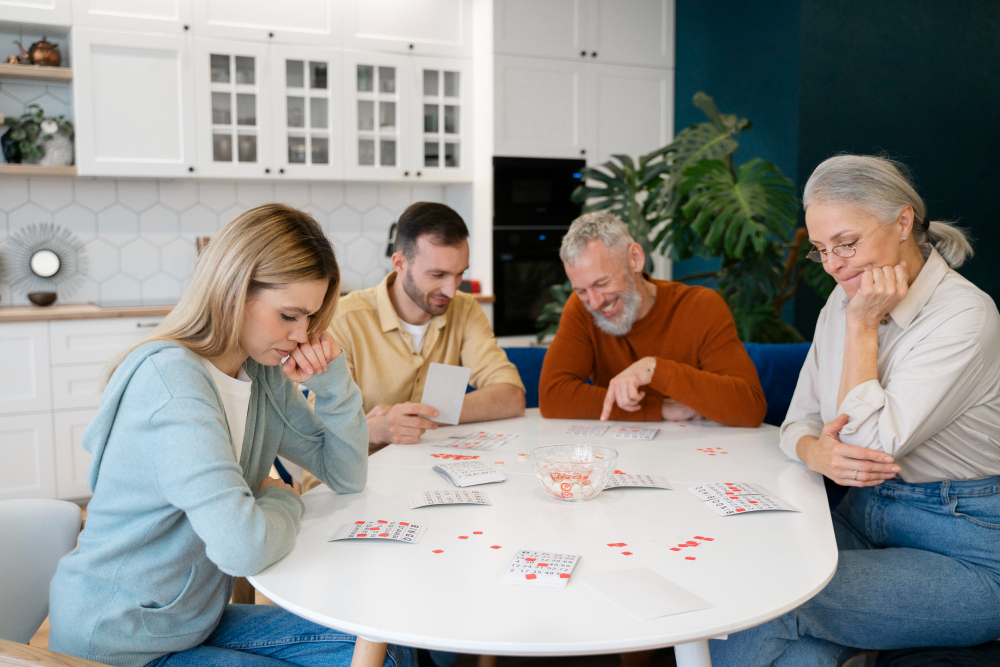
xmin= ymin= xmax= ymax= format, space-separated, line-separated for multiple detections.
xmin=853 ymin=470 xmax=859 ymax=480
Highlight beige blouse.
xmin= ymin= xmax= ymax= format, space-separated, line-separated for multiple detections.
xmin=780 ymin=246 xmax=1000 ymax=483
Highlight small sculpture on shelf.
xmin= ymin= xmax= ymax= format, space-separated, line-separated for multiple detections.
xmin=1 ymin=104 xmax=74 ymax=165
xmin=4 ymin=223 xmax=87 ymax=307
xmin=12 ymin=37 xmax=62 ymax=67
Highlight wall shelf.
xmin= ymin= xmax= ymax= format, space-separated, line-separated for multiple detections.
xmin=0 ymin=164 xmax=77 ymax=177
xmin=0 ymin=64 xmax=73 ymax=82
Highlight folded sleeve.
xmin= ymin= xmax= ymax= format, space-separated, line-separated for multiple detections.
xmin=838 ymin=325 xmax=986 ymax=458
xmin=538 ymin=294 xmax=661 ymax=421
xmin=276 ymin=353 xmax=369 ymax=494
xmin=648 ymin=290 xmax=766 ymax=427
xmin=149 ymin=396 xmax=304 ymax=577
xmin=460 ymin=301 xmax=525 ymax=391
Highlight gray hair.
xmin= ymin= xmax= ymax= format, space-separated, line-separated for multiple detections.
xmin=802 ymin=154 xmax=973 ymax=268
xmin=560 ymin=212 xmax=634 ymax=265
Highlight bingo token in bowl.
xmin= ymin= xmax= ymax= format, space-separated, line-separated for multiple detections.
xmin=528 ymin=444 xmax=618 ymax=502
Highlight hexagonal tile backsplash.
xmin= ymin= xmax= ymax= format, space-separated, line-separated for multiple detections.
xmin=0 ymin=178 xmax=463 ymax=307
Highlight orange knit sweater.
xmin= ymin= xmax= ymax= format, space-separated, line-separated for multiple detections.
xmin=538 ymin=279 xmax=767 ymax=427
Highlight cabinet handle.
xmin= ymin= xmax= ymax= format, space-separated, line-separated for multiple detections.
xmin=580 ymin=149 xmax=586 ymax=156
xmin=183 ymin=24 xmax=189 ymax=30
xmin=409 ymin=43 xmax=414 ymax=50
xmin=188 ymin=166 xmax=194 ymax=172
xmin=136 ymin=322 xmax=162 ymax=329
xmin=404 ymin=171 xmax=410 ymax=176
xmin=265 ymin=168 xmax=271 ymax=174
xmin=279 ymin=168 xmax=285 ymax=174
xmin=591 ymin=51 xmax=597 ymax=57
xmin=416 ymin=171 xmax=422 ymax=177
xmin=580 ymin=50 xmax=586 ymax=57
xmin=269 ymin=32 xmax=274 ymax=38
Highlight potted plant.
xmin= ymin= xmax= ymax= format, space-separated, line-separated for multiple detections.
xmin=535 ymin=92 xmax=835 ymax=343
xmin=1 ymin=104 xmax=74 ymax=166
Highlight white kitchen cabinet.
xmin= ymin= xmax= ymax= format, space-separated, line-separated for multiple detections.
xmin=412 ymin=56 xmax=473 ymax=181
xmin=494 ymin=0 xmax=674 ymax=68
xmin=0 ymin=0 xmax=71 ymax=25
xmin=590 ymin=63 xmax=673 ymax=166
xmin=73 ymin=28 xmax=199 ymax=178
xmin=51 ymin=364 xmax=103 ymax=410
xmin=49 ymin=316 xmax=162 ymax=365
xmin=494 ymin=0 xmax=588 ymax=61
xmin=590 ymin=0 xmax=674 ymax=68
xmin=342 ymin=0 xmax=473 ymax=58
xmin=71 ymin=0 xmax=193 ymax=34
xmin=494 ymin=55 xmax=588 ymax=160
xmin=54 ymin=408 xmax=98 ymax=500
xmin=343 ymin=50 xmax=410 ymax=181
xmin=193 ymin=0 xmax=341 ymax=45
xmin=271 ymin=45 xmax=344 ymax=180
xmin=0 ymin=322 xmax=51 ymax=416
xmin=0 ymin=413 xmax=56 ymax=501
xmin=194 ymin=38 xmax=273 ymax=178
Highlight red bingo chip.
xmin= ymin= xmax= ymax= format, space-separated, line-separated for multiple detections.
xmin=399 ymin=522 xmax=410 ymax=526
xmin=669 ymin=548 xmax=681 ymax=551
xmin=538 ymin=563 xmax=548 ymax=567
xmin=473 ymin=531 xmax=483 ymax=535
xmin=685 ymin=557 xmax=696 ymax=561
xmin=559 ymin=573 xmax=571 ymax=579
xmin=458 ymin=536 xmax=469 ymax=539
xmin=525 ymin=557 xmax=536 ymax=562
xmin=432 ymin=550 xmax=443 ymax=554
xmin=525 ymin=574 xmax=537 ymax=580
xmin=621 ymin=551 xmax=633 ymax=556
xmin=355 ymin=521 xmax=365 ymax=525
xmin=490 ymin=545 xmax=502 ymax=549
xmin=378 ymin=533 xmax=390 ymax=537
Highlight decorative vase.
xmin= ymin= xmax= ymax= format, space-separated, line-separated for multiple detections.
xmin=31 ymin=133 xmax=74 ymax=166
xmin=1 ymin=127 xmax=21 ymax=163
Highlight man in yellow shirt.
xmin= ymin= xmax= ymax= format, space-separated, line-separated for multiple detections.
xmin=331 ymin=202 xmax=526 ymax=448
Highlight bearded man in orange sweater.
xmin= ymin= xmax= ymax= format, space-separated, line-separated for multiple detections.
xmin=539 ymin=212 xmax=766 ymax=427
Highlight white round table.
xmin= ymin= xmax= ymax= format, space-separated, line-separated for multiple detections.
xmin=249 ymin=410 xmax=837 ymax=667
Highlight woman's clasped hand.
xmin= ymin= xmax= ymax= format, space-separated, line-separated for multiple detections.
xmin=845 ymin=262 xmax=909 ymax=329
xmin=797 ymin=414 xmax=901 ymax=487
xmin=280 ymin=330 xmax=342 ymax=382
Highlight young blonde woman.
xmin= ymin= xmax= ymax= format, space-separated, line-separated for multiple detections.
xmin=47 ymin=204 xmax=415 ymax=667
xmin=710 ymin=155 xmax=1000 ymax=666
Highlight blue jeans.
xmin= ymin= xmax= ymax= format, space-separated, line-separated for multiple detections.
xmin=710 ymin=476 xmax=1000 ymax=667
xmin=145 ymin=604 xmax=415 ymax=667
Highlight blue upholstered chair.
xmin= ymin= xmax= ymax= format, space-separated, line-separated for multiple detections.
xmin=500 ymin=347 xmax=548 ymax=409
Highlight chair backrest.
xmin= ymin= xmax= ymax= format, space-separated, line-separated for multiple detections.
xmin=743 ymin=342 xmax=812 ymax=426
xmin=0 ymin=499 xmax=82 ymax=643
xmin=501 ymin=346 xmax=548 ymax=409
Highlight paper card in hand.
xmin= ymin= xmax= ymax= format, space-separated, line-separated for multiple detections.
xmin=421 ymin=363 xmax=472 ymax=425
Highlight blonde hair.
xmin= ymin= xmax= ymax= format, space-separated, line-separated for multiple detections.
xmin=101 ymin=204 xmax=340 ymax=388
xmin=560 ymin=211 xmax=634 ymax=265
xmin=803 ymin=154 xmax=973 ymax=268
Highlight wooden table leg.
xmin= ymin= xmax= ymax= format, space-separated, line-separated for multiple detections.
xmin=673 ymin=640 xmax=712 ymax=667
xmin=476 ymin=655 xmax=497 ymax=667
xmin=351 ymin=638 xmax=388 ymax=667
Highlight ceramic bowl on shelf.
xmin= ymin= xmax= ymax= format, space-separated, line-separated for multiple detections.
xmin=528 ymin=444 xmax=618 ymax=502
xmin=28 ymin=291 xmax=57 ymax=306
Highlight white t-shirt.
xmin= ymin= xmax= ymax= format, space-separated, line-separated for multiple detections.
xmin=399 ymin=319 xmax=431 ymax=355
xmin=198 ymin=357 xmax=252 ymax=464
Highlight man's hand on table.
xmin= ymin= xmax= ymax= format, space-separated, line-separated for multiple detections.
xmin=600 ymin=357 xmax=657 ymax=421
xmin=661 ymin=398 xmax=702 ymax=422
xmin=367 ymin=402 xmax=439 ymax=446
xmin=796 ymin=414 xmax=900 ymax=487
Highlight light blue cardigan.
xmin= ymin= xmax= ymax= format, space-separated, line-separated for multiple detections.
xmin=48 ymin=341 xmax=368 ymax=667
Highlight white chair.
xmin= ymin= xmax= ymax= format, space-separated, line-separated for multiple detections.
xmin=0 ymin=498 xmax=108 ymax=666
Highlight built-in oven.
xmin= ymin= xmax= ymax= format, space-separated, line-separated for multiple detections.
xmin=492 ymin=157 xmax=584 ymax=336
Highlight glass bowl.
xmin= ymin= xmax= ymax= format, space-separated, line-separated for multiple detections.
xmin=528 ymin=444 xmax=618 ymax=502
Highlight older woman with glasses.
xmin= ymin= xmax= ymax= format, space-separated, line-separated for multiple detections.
xmin=710 ymin=154 xmax=1000 ymax=666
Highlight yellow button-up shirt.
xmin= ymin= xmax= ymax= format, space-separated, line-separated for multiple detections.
xmin=329 ymin=273 xmax=525 ymax=414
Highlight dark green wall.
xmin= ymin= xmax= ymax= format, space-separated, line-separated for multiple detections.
xmin=672 ymin=1 xmax=802 ymax=285
xmin=674 ymin=0 xmax=1000 ymax=339
xmin=793 ymin=0 xmax=1000 ymax=337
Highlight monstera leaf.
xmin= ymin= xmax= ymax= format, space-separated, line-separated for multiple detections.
xmin=679 ymin=158 xmax=797 ymax=258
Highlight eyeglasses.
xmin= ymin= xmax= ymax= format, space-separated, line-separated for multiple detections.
xmin=806 ymin=225 xmax=884 ymax=263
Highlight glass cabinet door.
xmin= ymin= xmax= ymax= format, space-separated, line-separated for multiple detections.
xmin=414 ymin=57 xmax=472 ymax=182
xmin=196 ymin=40 xmax=272 ymax=177
xmin=272 ymin=47 xmax=344 ymax=178
xmin=344 ymin=52 xmax=409 ymax=180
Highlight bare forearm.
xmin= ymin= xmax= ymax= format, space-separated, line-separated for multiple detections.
xmin=838 ymin=322 xmax=879 ymax=411
xmin=460 ymin=383 xmax=526 ymax=423
xmin=796 ymin=434 xmax=818 ymax=466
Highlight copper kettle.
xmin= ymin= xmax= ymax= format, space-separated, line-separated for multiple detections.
xmin=14 ymin=37 xmax=62 ymax=67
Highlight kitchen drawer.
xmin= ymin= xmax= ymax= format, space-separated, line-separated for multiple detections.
xmin=50 ymin=317 xmax=164 ymax=366
xmin=52 ymin=364 xmax=105 ymax=410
